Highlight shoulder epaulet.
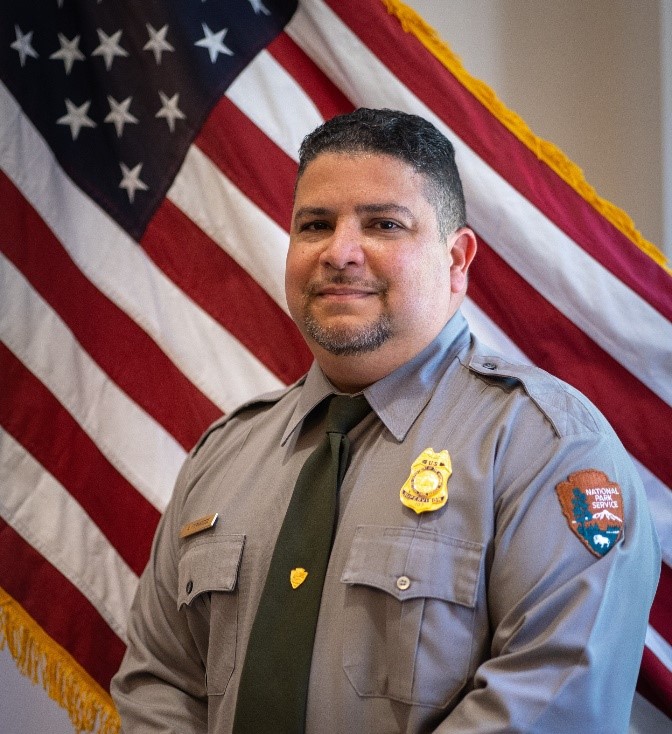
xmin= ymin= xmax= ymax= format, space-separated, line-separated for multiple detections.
xmin=192 ymin=378 xmax=305 ymax=456
xmin=466 ymin=347 xmax=602 ymax=438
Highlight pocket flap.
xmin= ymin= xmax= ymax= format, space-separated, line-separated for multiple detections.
xmin=178 ymin=534 xmax=245 ymax=608
xmin=341 ymin=526 xmax=483 ymax=607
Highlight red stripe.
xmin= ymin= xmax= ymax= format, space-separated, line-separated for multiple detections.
xmin=197 ymin=94 xmax=297 ymax=230
xmin=468 ymin=236 xmax=672 ymax=489
xmin=0 ymin=521 xmax=126 ymax=690
xmin=0 ymin=343 xmax=159 ymax=576
xmin=0 ymin=172 xmax=219 ymax=450
xmin=267 ymin=32 xmax=355 ymax=121
xmin=638 ymin=646 xmax=672 ymax=720
xmin=649 ymin=562 xmax=672 ymax=647
xmin=141 ymin=198 xmax=312 ymax=385
xmin=325 ymin=0 xmax=672 ymax=322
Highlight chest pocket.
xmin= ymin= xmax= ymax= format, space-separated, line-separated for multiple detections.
xmin=341 ymin=525 xmax=483 ymax=709
xmin=178 ymin=534 xmax=245 ymax=696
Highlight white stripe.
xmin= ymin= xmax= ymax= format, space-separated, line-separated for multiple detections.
xmin=0 ymin=81 xmax=283 ymax=416
xmin=286 ymin=3 xmax=390 ymax=123
xmin=0 ymin=256 xmax=185 ymax=511
xmin=226 ymin=48 xmax=323 ymax=163
xmin=462 ymin=298 xmax=531 ymax=363
xmin=632 ymin=457 xmax=672 ymax=568
xmin=287 ymin=1 xmax=672 ymax=408
xmin=646 ymin=625 xmax=672 ymax=674
xmin=465 ymin=184 xmax=672 ymax=409
xmin=0 ymin=430 xmax=138 ymax=642
xmin=167 ymin=145 xmax=290 ymax=312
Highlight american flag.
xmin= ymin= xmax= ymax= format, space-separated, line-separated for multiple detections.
xmin=0 ymin=0 xmax=670 ymax=731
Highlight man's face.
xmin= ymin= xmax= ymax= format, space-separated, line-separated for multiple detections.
xmin=285 ymin=152 xmax=472 ymax=372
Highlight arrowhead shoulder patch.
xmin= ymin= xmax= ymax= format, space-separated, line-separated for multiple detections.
xmin=556 ymin=469 xmax=624 ymax=557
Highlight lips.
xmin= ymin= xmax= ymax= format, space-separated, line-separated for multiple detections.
xmin=315 ymin=285 xmax=376 ymax=298
xmin=306 ymin=276 xmax=386 ymax=299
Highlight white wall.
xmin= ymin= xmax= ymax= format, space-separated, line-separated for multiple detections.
xmin=0 ymin=646 xmax=73 ymax=734
xmin=663 ymin=0 xmax=672 ymax=254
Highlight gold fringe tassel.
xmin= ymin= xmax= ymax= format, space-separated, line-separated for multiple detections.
xmin=0 ymin=587 xmax=121 ymax=734
xmin=382 ymin=0 xmax=671 ymax=273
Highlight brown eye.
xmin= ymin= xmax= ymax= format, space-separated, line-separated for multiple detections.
xmin=374 ymin=220 xmax=401 ymax=231
xmin=301 ymin=221 xmax=330 ymax=232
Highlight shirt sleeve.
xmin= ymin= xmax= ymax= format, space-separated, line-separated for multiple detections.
xmin=111 ymin=455 xmax=209 ymax=734
xmin=434 ymin=424 xmax=660 ymax=733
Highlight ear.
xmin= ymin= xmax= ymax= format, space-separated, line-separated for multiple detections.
xmin=448 ymin=227 xmax=478 ymax=294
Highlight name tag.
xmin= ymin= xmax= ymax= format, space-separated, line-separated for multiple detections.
xmin=179 ymin=512 xmax=219 ymax=539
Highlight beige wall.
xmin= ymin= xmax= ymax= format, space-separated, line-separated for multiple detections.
xmin=405 ymin=0 xmax=670 ymax=258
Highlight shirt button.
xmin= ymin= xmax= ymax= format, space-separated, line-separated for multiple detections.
xmin=186 ymin=580 xmax=193 ymax=594
xmin=396 ymin=575 xmax=411 ymax=591
xmin=483 ymin=362 xmax=497 ymax=370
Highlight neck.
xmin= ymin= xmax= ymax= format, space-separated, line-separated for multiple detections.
xmin=311 ymin=334 xmax=436 ymax=393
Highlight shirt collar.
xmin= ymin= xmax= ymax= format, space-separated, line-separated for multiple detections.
xmin=281 ymin=363 xmax=336 ymax=445
xmin=281 ymin=311 xmax=471 ymax=445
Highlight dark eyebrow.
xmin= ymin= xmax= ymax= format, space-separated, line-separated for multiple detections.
xmin=293 ymin=203 xmax=415 ymax=220
xmin=354 ymin=203 xmax=415 ymax=219
xmin=293 ymin=206 xmax=333 ymax=221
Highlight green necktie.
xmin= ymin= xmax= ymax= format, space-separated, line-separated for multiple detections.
xmin=232 ymin=394 xmax=371 ymax=734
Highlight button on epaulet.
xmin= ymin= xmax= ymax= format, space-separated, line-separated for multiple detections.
xmin=470 ymin=356 xmax=501 ymax=374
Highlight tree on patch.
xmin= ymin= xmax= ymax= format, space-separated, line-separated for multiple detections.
xmin=571 ymin=487 xmax=592 ymax=537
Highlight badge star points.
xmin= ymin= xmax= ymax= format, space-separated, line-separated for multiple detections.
xmin=57 ymin=98 xmax=97 ymax=140
xmin=105 ymin=96 xmax=138 ymax=137
xmin=92 ymin=28 xmax=128 ymax=71
xmin=119 ymin=162 xmax=149 ymax=203
xmin=194 ymin=23 xmax=234 ymax=63
xmin=50 ymin=33 xmax=85 ymax=75
xmin=143 ymin=24 xmax=174 ymax=65
xmin=155 ymin=91 xmax=186 ymax=133
xmin=11 ymin=26 xmax=39 ymax=67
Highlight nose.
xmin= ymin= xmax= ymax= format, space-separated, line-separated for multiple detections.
xmin=319 ymin=222 xmax=366 ymax=270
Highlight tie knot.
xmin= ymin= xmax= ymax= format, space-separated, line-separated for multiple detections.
xmin=325 ymin=394 xmax=371 ymax=435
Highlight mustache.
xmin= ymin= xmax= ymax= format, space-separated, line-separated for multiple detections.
xmin=304 ymin=274 xmax=388 ymax=296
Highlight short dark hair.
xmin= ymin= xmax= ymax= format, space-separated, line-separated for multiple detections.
xmin=297 ymin=108 xmax=467 ymax=236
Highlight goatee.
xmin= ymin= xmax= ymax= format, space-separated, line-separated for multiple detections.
xmin=302 ymin=311 xmax=393 ymax=355
xmin=301 ymin=275 xmax=391 ymax=355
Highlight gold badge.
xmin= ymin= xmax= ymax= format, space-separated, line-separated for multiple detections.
xmin=400 ymin=449 xmax=451 ymax=514
xmin=290 ymin=568 xmax=308 ymax=589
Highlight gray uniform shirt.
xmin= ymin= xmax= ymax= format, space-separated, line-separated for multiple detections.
xmin=112 ymin=311 xmax=660 ymax=733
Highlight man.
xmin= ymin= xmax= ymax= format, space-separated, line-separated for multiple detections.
xmin=112 ymin=108 xmax=660 ymax=733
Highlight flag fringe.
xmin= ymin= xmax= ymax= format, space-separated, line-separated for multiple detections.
xmin=382 ymin=0 xmax=671 ymax=274
xmin=0 ymin=587 xmax=121 ymax=734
